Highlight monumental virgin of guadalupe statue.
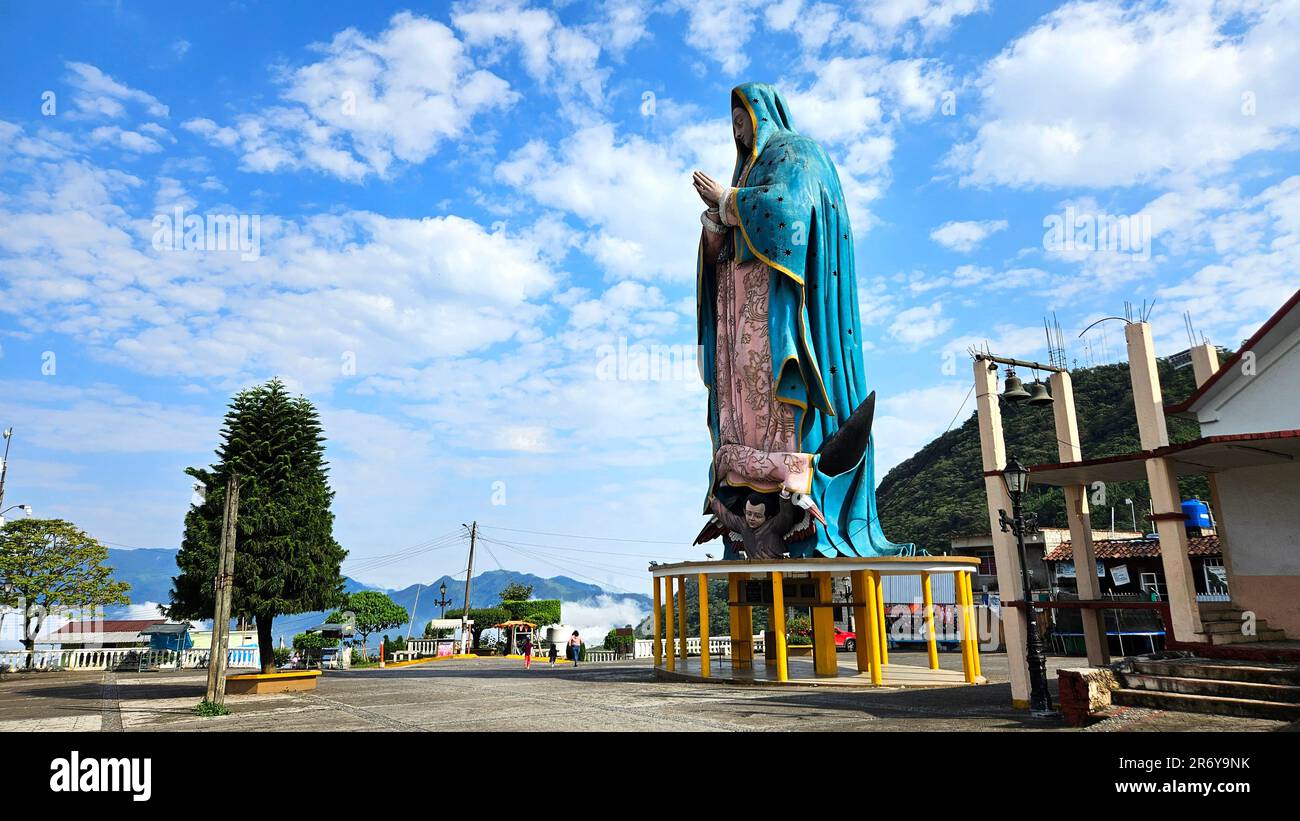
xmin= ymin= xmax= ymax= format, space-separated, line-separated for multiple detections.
xmin=693 ymin=83 xmax=911 ymax=560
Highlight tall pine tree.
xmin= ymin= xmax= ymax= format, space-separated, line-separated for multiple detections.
xmin=168 ymin=378 xmax=346 ymax=673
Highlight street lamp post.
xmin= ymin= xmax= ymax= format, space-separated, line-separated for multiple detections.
xmin=432 ymin=582 xmax=452 ymax=619
xmin=0 ymin=504 xmax=32 ymax=526
xmin=998 ymin=455 xmax=1059 ymax=718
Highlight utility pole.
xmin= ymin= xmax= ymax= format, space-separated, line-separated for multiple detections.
xmin=460 ymin=521 xmax=477 ymax=654
xmin=204 ymin=475 xmax=240 ymax=706
xmin=407 ymin=583 xmax=421 ymax=640
xmin=0 ymin=428 xmax=13 ymax=511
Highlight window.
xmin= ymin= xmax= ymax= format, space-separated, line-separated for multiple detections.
xmin=976 ymin=550 xmax=997 ymax=576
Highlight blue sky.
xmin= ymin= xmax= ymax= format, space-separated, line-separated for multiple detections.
xmin=1 ymin=0 xmax=1298 ymax=597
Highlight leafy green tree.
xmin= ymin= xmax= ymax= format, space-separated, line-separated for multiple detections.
xmin=463 ymin=606 xmax=510 ymax=648
xmin=0 ymin=518 xmax=130 ymax=665
xmin=167 ymin=378 xmax=347 ymax=673
xmin=327 ymin=590 xmax=408 ymax=653
xmin=603 ymin=628 xmax=635 ymax=654
xmin=876 ymin=357 xmax=1213 ymax=554
xmin=502 ymin=598 xmax=561 ymax=627
xmin=499 ymin=582 xmax=534 ymax=602
xmin=292 ymin=631 xmax=337 ymax=651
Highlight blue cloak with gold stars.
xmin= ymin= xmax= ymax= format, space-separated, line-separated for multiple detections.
xmin=698 ymin=82 xmax=912 ymax=558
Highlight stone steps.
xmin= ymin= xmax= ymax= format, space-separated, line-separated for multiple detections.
xmin=1122 ymin=673 xmax=1300 ymax=703
xmin=1114 ymin=654 xmax=1300 ymax=720
xmin=1111 ymin=687 xmax=1300 ymax=721
xmin=1206 ymin=628 xmax=1289 ymax=645
xmin=1133 ymin=657 xmax=1300 ymax=685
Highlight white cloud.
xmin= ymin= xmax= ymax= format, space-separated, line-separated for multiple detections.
xmin=452 ymin=0 xmax=609 ymax=105
xmin=930 ymin=219 xmax=1008 ymax=251
xmin=889 ymin=301 xmax=953 ymax=345
xmin=187 ymin=12 xmax=517 ymax=179
xmin=948 ymin=0 xmax=1300 ymax=188
xmin=561 ymin=594 xmax=650 ymax=642
xmin=64 ymin=62 xmax=169 ymax=119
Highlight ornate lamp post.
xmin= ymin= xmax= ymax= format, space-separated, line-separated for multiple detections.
xmin=432 ymin=582 xmax=453 ymax=619
xmin=998 ymin=455 xmax=1058 ymax=718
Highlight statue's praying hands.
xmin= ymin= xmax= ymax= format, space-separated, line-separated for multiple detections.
xmin=693 ymin=170 xmax=726 ymax=208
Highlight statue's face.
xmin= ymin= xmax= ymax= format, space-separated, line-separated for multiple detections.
xmin=744 ymin=499 xmax=768 ymax=529
xmin=731 ymin=106 xmax=753 ymax=150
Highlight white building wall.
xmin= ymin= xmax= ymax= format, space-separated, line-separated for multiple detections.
xmin=1196 ymin=324 xmax=1300 ymax=437
xmin=1216 ymin=464 xmax=1300 ymax=576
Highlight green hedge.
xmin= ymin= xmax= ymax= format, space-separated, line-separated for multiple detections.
xmin=502 ymin=599 xmax=561 ymax=627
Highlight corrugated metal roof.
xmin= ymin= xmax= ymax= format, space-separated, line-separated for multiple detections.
xmin=51 ymin=619 xmax=164 ymax=636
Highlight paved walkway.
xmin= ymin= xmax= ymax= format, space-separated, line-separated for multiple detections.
xmin=0 ymin=653 xmax=1289 ymax=732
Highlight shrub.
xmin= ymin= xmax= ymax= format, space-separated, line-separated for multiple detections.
xmin=603 ymin=629 xmax=635 ymax=654
xmin=786 ymin=614 xmax=813 ymax=646
xmin=194 ymin=699 xmax=230 ymax=717
xmin=292 ymin=632 xmax=338 ymax=651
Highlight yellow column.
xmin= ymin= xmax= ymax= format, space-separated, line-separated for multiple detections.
xmin=850 ymin=570 xmax=872 ymax=675
xmin=812 ymin=572 xmax=838 ymax=677
xmin=874 ymin=571 xmax=889 ymax=666
xmin=729 ymin=573 xmax=754 ymax=670
xmin=677 ymin=576 xmax=689 ymax=665
xmin=697 ymin=574 xmax=711 ymax=679
xmin=770 ymin=572 xmax=788 ymax=682
xmin=861 ymin=568 xmax=883 ymax=684
xmin=957 ymin=572 xmax=975 ymax=683
xmin=921 ymin=572 xmax=939 ymax=670
xmin=652 ymin=575 xmax=662 ymax=667
xmin=964 ymin=571 xmax=982 ymax=679
xmin=727 ymin=574 xmax=740 ymax=670
xmin=664 ymin=576 xmax=675 ymax=672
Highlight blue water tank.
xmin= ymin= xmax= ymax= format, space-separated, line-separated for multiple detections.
xmin=1182 ymin=498 xmax=1213 ymax=529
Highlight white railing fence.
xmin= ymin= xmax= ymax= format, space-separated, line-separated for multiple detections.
xmin=0 ymin=647 xmax=260 ymax=672
xmin=632 ymin=636 xmax=766 ymax=659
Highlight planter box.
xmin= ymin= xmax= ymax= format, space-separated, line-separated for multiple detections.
xmin=225 ymin=670 xmax=321 ymax=695
xmin=786 ymin=644 xmax=814 ymax=657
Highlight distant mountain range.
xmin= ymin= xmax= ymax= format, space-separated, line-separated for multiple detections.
xmin=103 ymin=548 xmax=651 ymax=647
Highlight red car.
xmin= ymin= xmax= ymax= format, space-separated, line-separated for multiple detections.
xmin=833 ymin=627 xmax=856 ymax=652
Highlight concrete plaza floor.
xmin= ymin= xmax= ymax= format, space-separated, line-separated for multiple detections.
xmin=0 ymin=650 xmax=1291 ymax=732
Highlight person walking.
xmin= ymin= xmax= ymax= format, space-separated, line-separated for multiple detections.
xmin=567 ymin=631 xmax=582 ymax=667
xmin=522 ymin=636 xmax=533 ymax=670
xmin=548 ymin=642 xmax=559 ymax=667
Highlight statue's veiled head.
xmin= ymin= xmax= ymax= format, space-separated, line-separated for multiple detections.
xmin=729 ymin=83 xmax=796 ymax=182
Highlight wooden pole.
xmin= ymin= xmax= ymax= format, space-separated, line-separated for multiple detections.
xmin=204 ymin=474 xmax=239 ymax=705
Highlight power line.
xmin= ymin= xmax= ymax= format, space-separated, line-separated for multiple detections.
xmin=477 ymin=523 xmax=684 ymax=545
xmin=471 ymin=535 xmax=673 ymax=560
xmin=483 ymin=537 xmax=647 ymax=588
xmin=478 ymin=535 xmax=655 ymax=579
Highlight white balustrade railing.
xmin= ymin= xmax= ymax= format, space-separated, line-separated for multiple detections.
xmin=632 ymin=636 xmax=765 ymax=659
xmin=0 ymin=647 xmax=260 ymax=672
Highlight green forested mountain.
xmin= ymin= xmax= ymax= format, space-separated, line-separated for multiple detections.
xmin=876 ymin=357 xmax=1212 ymax=555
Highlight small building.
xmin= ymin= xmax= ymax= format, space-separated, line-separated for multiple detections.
xmin=950 ymin=527 xmax=1143 ymax=597
xmin=1045 ymin=534 xmax=1227 ymax=601
xmin=51 ymin=618 xmax=164 ymax=649
xmin=189 ymin=628 xmax=259 ymax=650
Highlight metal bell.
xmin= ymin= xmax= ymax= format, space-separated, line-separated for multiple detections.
xmin=1002 ymin=372 xmax=1030 ymax=402
xmin=1026 ymin=380 xmax=1054 ymax=406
